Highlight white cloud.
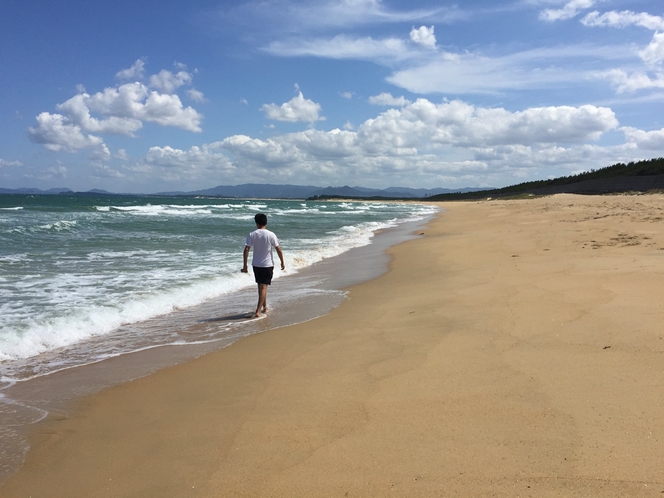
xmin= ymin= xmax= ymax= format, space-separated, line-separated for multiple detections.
xmin=599 ymin=69 xmax=664 ymax=93
xmin=28 ymin=112 xmax=104 ymax=152
xmin=28 ymin=77 xmax=204 ymax=152
xmin=116 ymin=149 xmax=130 ymax=161
xmin=269 ymin=31 xmax=626 ymax=96
xmin=0 ymin=159 xmax=22 ymax=167
xmin=340 ymin=91 xmax=354 ymax=99
xmin=260 ymin=91 xmax=324 ymax=123
xmin=265 ymin=35 xmax=417 ymax=63
xmin=368 ymin=93 xmax=411 ymax=106
xmin=116 ymin=59 xmax=146 ymax=80
xmin=45 ymin=165 xmax=68 ymax=180
xmin=539 ymin=0 xmax=595 ymax=22
xmin=220 ymin=135 xmax=307 ymax=164
xmin=145 ymin=144 xmax=235 ymax=170
xmin=56 ymin=93 xmax=143 ymax=136
xmin=149 ymin=69 xmax=193 ymax=93
xmin=581 ymin=10 xmax=664 ymax=66
xmin=132 ymin=97 xmax=659 ymax=188
xmin=359 ymin=99 xmax=617 ymax=147
xmin=410 ymin=25 xmax=436 ymax=49
xmin=386 ymin=46 xmax=604 ymax=94
xmin=187 ymin=88 xmax=207 ymax=102
xmin=90 ymin=144 xmax=111 ymax=162
xmin=140 ymin=91 xmax=202 ymax=130
xmin=138 ymin=144 xmax=236 ymax=183
xmin=639 ymin=32 xmax=664 ymax=66
xmin=581 ymin=10 xmax=664 ymax=31
xmin=92 ymin=163 xmax=126 ymax=179
xmin=622 ymin=126 xmax=664 ymax=150
xmin=227 ymin=0 xmax=460 ymax=33
xmin=149 ymin=98 xmax=618 ymax=187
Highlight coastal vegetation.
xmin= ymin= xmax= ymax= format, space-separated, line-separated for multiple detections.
xmin=427 ymin=157 xmax=664 ymax=201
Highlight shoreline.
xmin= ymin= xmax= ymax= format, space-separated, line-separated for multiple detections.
xmin=2 ymin=194 xmax=664 ymax=496
xmin=0 ymin=212 xmax=433 ymax=486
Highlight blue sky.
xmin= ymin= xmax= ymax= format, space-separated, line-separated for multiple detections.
xmin=1 ymin=0 xmax=663 ymax=192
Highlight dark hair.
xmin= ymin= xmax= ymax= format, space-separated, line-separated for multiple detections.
xmin=254 ymin=213 xmax=268 ymax=227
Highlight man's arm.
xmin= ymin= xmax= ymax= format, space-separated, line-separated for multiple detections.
xmin=275 ymin=246 xmax=285 ymax=271
xmin=241 ymin=245 xmax=250 ymax=273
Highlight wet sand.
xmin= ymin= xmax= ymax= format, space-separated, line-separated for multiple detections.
xmin=2 ymin=194 xmax=664 ymax=497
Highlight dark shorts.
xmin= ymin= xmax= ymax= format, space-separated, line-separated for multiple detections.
xmin=253 ymin=266 xmax=274 ymax=285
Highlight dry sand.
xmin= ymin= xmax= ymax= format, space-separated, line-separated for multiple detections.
xmin=2 ymin=193 xmax=663 ymax=497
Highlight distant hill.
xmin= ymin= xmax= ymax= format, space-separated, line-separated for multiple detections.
xmin=0 ymin=184 xmax=486 ymax=199
xmin=0 ymin=187 xmax=72 ymax=195
xmin=168 ymin=183 xmax=484 ymax=199
xmin=428 ymin=157 xmax=664 ymax=201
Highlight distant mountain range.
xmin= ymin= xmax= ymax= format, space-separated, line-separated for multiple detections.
xmin=0 ymin=187 xmax=75 ymax=195
xmin=0 ymin=184 xmax=489 ymax=199
xmin=5 ymin=158 xmax=664 ymax=200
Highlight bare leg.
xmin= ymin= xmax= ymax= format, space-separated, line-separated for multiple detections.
xmin=254 ymin=283 xmax=269 ymax=317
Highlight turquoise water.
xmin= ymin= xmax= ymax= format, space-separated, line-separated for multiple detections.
xmin=0 ymin=194 xmax=436 ymax=383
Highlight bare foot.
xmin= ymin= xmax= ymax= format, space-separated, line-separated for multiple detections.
xmin=252 ymin=312 xmax=262 ymax=319
xmin=262 ymin=305 xmax=268 ymax=314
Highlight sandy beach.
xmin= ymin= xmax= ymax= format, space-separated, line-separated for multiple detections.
xmin=2 ymin=193 xmax=663 ymax=497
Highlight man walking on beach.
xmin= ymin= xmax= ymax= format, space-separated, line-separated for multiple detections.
xmin=242 ymin=213 xmax=285 ymax=318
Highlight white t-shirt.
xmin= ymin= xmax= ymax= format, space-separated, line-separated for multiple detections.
xmin=245 ymin=228 xmax=280 ymax=268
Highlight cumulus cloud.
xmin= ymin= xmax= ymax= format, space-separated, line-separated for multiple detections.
xmin=153 ymin=98 xmax=619 ymax=186
xmin=599 ymin=69 xmax=664 ymax=93
xmin=622 ymin=126 xmax=664 ymax=150
xmin=639 ymin=32 xmax=664 ymax=66
xmin=368 ymin=93 xmax=411 ymax=106
xmin=116 ymin=59 xmax=146 ymax=80
xmin=539 ymin=0 xmax=595 ymax=22
xmin=260 ymin=91 xmax=324 ymax=123
xmin=149 ymin=69 xmax=193 ymax=93
xmin=358 ymin=99 xmax=617 ymax=147
xmin=137 ymin=144 xmax=236 ymax=183
xmin=56 ymin=92 xmax=143 ymax=136
xmin=410 ymin=25 xmax=436 ymax=49
xmin=187 ymin=88 xmax=207 ymax=102
xmin=28 ymin=75 xmax=203 ymax=153
xmin=90 ymin=143 xmax=111 ymax=162
xmin=28 ymin=112 xmax=105 ymax=151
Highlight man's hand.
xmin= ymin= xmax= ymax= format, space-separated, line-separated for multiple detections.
xmin=276 ymin=246 xmax=285 ymax=271
xmin=241 ymin=266 xmax=248 ymax=273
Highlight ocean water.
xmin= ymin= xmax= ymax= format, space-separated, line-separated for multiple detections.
xmin=0 ymin=194 xmax=436 ymax=384
xmin=0 ymin=193 xmax=437 ymax=480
